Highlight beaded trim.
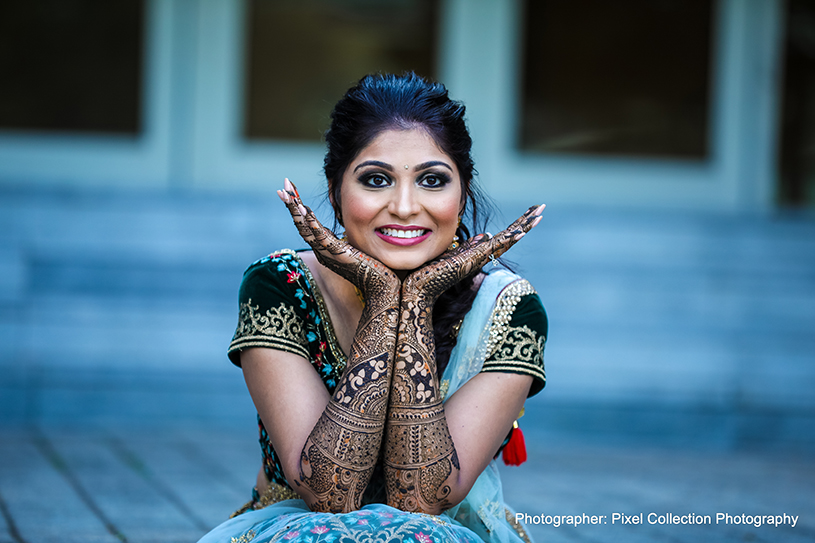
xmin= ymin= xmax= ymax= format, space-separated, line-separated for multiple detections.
xmin=485 ymin=279 xmax=537 ymax=358
xmin=229 ymin=482 xmax=301 ymax=518
xmin=230 ymin=530 xmax=256 ymax=543
xmin=255 ymin=481 xmax=300 ymax=508
xmin=505 ymin=508 xmax=533 ymax=543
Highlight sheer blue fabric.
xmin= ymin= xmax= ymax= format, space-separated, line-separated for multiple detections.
xmin=198 ymin=270 xmax=532 ymax=543
xmin=198 ymin=502 xmax=484 ymax=543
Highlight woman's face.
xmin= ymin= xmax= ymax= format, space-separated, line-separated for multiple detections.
xmin=338 ymin=128 xmax=463 ymax=274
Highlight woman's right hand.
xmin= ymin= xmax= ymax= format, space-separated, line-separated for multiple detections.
xmin=278 ymin=178 xmax=400 ymax=300
xmin=403 ymin=204 xmax=545 ymax=303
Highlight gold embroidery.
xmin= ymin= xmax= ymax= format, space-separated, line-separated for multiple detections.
xmin=485 ymin=280 xmax=537 ymax=359
xmin=505 ymin=508 xmax=533 ymax=543
xmin=229 ymin=500 xmax=253 ymax=519
xmin=229 ymin=482 xmax=301 ymax=518
xmin=488 ymin=325 xmax=545 ymax=367
xmin=231 ymin=530 xmax=256 ymax=543
xmin=439 ymin=379 xmax=450 ymax=400
xmin=416 ymin=512 xmax=450 ymax=526
xmin=231 ymin=298 xmax=308 ymax=357
xmin=254 ymin=481 xmax=300 ymax=508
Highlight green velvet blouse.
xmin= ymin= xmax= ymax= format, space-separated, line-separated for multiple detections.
xmin=228 ymin=249 xmax=547 ymax=498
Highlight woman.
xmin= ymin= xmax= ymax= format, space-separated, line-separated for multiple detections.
xmin=200 ymin=73 xmax=547 ymax=543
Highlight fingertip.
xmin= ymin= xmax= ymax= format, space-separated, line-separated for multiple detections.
xmin=286 ymin=178 xmax=300 ymax=198
xmin=532 ymin=216 xmax=542 ymax=228
xmin=514 ymin=232 xmax=526 ymax=241
xmin=277 ymin=189 xmax=289 ymax=203
xmin=536 ymin=204 xmax=545 ymax=216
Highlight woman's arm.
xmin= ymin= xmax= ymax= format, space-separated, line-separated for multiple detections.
xmin=260 ymin=181 xmax=401 ymax=513
xmin=384 ymin=205 xmax=544 ymax=514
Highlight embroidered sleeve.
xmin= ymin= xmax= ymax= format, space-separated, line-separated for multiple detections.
xmin=481 ymin=279 xmax=548 ymax=396
xmin=228 ymin=251 xmax=311 ymax=366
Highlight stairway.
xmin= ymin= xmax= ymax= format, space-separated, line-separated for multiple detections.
xmin=1 ymin=188 xmax=814 ymax=449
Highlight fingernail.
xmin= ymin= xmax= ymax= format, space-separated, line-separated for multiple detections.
xmin=285 ymin=178 xmax=300 ymax=197
xmin=514 ymin=232 xmax=526 ymax=241
xmin=536 ymin=204 xmax=545 ymax=216
xmin=277 ymin=190 xmax=288 ymax=203
xmin=533 ymin=216 xmax=542 ymax=227
xmin=298 ymin=204 xmax=307 ymax=216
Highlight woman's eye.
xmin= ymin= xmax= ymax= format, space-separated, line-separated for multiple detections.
xmin=363 ymin=174 xmax=391 ymax=188
xmin=420 ymin=174 xmax=448 ymax=188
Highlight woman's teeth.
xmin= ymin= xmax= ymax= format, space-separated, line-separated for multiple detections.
xmin=380 ymin=228 xmax=426 ymax=239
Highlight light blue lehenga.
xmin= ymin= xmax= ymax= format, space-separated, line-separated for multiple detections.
xmin=198 ymin=270 xmax=534 ymax=543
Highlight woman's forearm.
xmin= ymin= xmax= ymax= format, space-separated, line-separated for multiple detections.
xmin=297 ymin=292 xmax=399 ymax=513
xmin=384 ymin=291 xmax=460 ymax=514
xmin=277 ymin=184 xmax=402 ymax=513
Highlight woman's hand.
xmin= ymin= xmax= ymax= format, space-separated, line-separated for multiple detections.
xmin=275 ymin=178 xmax=402 ymax=513
xmin=279 ymin=178 xmax=400 ymax=300
xmin=383 ymin=204 xmax=543 ymax=514
xmin=403 ymin=204 xmax=545 ymax=302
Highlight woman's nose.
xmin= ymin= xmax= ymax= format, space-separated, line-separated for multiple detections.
xmin=388 ymin=184 xmax=420 ymax=218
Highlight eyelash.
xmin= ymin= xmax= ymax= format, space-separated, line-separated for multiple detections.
xmin=360 ymin=173 xmax=391 ymax=188
xmin=358 ymin=172 xmax=450 ymax=188
xmin=419 ymin=173 xmax=450 ymax=188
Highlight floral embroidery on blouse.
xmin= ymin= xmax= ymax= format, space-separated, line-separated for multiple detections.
xmin=229 ymin=250 xmax=348 ymax=492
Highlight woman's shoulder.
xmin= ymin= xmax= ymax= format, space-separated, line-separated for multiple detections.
xmin=479 ymin=268 xmax=544 ymax=311
xmin=229 ymin=249 xmax=323 ymax=366
xmin=481 ymin=269 xmax=546 ymax=335
xmin=480 ymin=268 xmax=547 ymax=395
xmin=238 ymin=249 xmax=312 ymax=295
xmin=242 ymin=248 xmax=308 ymax=279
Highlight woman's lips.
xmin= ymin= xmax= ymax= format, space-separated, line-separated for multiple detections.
xmin=376 ymin=226 xmax=431 ymax=246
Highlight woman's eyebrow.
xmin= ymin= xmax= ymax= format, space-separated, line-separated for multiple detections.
xmin=414 ymin=160 xmax=453 ymax=172
xmin=353 ymin=160 xmax=394 ymax=172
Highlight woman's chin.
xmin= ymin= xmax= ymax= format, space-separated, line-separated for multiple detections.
xmin=378 ymin=252 xmax=444 ymax=275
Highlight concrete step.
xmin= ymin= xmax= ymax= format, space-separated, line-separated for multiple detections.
xmin=2 ymin=188 xmax=814 ymax=449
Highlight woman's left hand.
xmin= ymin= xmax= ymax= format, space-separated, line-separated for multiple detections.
xmin=403 ymin=204 xmax=544 ymax=302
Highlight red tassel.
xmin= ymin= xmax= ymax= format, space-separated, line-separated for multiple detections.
xmin=502 ymin=422 xmax=527 ymax=466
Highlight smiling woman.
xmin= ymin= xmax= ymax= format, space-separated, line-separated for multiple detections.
xmin=198 ymin=73 xmax=548 ymax=543
xmin=339 ymin=129 xmax=463 ymax=274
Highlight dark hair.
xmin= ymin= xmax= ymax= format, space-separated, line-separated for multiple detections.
xmin=324 ymin=72 xmax=495 ymax=374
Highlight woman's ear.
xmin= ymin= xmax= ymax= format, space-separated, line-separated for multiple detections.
xmin=328 ymin=181 xmax=343 ymax=226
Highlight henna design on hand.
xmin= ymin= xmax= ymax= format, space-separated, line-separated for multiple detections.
xmin=279 ymin=178 xmax=400 ymax=304
xmin=278 ymin=179 xmax=401 ymax=513
xmin=384 ymin=204 xmax=544 ymax=513
xmin=402 ymin=204 xmax=544 ymax=303
xmin=384 ymin=287 xmax=456 ymax=512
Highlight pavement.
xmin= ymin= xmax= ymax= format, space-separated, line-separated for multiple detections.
xmin=0 ymin=422 xmax=812 ymax=543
